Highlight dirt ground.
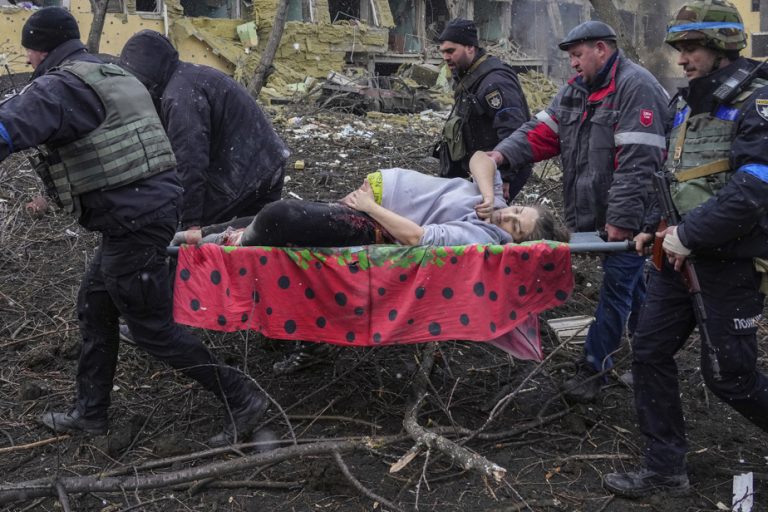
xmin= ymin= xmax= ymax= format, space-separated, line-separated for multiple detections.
xmin=1 ymin=103 xmax=767 ymax=512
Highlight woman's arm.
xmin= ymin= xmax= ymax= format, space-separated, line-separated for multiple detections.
xmin=468 ymin=151 xmax=497 ymax=220
xmin=341 ymin=181 xmax=425 ymax=245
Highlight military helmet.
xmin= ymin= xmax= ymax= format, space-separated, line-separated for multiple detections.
xmin=665 ymin=0 xmax=746 ymax=52
xmin=558 ymin=21 xmax=617 ymax=50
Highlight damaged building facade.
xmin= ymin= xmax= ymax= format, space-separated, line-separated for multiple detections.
xmin=0 ymin=0 xmax=765 ymax=96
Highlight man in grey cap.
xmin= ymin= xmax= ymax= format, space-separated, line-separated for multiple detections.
xmin=436 ymin=18 xmax=532 ymax=200
xmin=488 ymin=20 xmax=670 ymax=402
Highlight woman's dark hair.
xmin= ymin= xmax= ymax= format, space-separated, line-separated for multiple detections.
xmin=524 ymin=204 xmax=570 ymax=243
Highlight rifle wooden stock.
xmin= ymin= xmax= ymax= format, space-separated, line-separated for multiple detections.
xmin=651 ymin=219 xmax=668 ymax=271
xmin=652 ymin=170 xmax=722 ymax=380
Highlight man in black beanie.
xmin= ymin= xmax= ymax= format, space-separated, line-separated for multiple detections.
xmin=1 ymin=6 xmax=269 ymax=448
xmin=435 ymin=18 xmax=532 ymax=201
xmin=21 ymin=6 xmax=81 ymax=53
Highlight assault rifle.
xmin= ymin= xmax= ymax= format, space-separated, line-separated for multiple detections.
xmin=652 ymin=170 xmax=721 ymax=380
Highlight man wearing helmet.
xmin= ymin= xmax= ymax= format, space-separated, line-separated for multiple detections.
xmin=604 ymin=0 xmax=768 ymax=498
xmin=487 ymin=21 xmax=669 ymax=403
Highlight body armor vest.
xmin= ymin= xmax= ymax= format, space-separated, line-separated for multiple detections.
xmin=42 ymin=61 xmax=176 ymax=214
xmin=443 ymin=55 xmax=525 ymax=162
xmin=667 ymin=76 xmax=768 ymax=216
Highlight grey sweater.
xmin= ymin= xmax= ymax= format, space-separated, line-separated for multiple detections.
xmin=380 ymin=169 xmax=512 ymax=245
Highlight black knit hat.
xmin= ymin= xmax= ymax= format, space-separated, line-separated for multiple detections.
xmin=22 ymin=7 xmax=81 ymax=52
xmin=437 ymin=18 xmax=479 ymax=47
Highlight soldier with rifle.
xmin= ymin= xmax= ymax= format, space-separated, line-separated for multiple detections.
xmin=604 ymin=0 xmax=768 ymax=498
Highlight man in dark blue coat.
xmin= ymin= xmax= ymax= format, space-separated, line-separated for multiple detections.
xmin=0 ymin=7 xmax=267 ymax=447
xmin=119 ymin=30 xmax=289 ymax=231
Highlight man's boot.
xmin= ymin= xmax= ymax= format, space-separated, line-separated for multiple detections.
xmin=560 ymin=359 xmax=602 ymax=403
xmin=604 ymin=467 xmax=689 ymax=497
xmin=208 ymin=392 xmax=269 ymax=447
xmin=40 ymin=409 xmax=108 ymax=435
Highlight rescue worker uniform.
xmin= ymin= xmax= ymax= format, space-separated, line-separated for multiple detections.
xmin=119 ymin=30 xmax=289 ymax=229
xmin=439 ymin=50 xmax=532 ymax=198
xmin=0 ymin=15 xmax=265 ymax=445
xmin=494 ymin=48 xmax=669 ymax=384
xmin=630 ymin=57 xmax=768 ymax=478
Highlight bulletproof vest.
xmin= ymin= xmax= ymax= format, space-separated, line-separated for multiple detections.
xmin=43 ymin=61 xmax=176 ymax=214
xmin=667 ymin=76 xmax=768 ymax=216
xmin=443 ymin=55 xmax=523 ymax=162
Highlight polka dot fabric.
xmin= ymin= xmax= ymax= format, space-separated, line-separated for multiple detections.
xmin=173 ymin=243 xmax=573 ymax=360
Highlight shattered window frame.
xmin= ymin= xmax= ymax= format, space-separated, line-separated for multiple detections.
xmin=135 ymin=0 xmax=163 ymax=14
xmin=329 ymin=0 xmax=379 ymax=26
xmin=180 ymin=0 xmax=242 ymax=18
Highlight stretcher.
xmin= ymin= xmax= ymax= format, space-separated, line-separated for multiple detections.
xmin=170 ymin=234 xmax=633 ymax=362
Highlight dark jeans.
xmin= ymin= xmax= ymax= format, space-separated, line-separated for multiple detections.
xmin=75 ymin=219 xmax=251 ymax=419
xmin=239 ymin=200 xmax=383 ymax=247
xmin=584 ymin=251 xmax=647 ymax=372
xmin=631 ymin=258 xmax=768 ymax=475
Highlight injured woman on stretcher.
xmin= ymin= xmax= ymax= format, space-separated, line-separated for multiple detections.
xmin=172 ymin=152 xmax=570 ymax=248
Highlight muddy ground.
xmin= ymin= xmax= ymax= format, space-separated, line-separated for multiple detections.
xmin=0 ymin=103 xmax=767 ymax=512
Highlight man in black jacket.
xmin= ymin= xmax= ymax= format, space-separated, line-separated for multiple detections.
xmin=119 ymin=30 xmax=289 ymax=231
xmin=436 ymin=18 xmax=532 ymax=200
xmin=604 ymin=0 xmax=768 ymax=497
xmin=0 ymin=7 xmax=266 ymax=447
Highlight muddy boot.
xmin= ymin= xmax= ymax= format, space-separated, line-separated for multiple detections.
xmin=560 ymin=359 xmax=601 ymax=403
xmin=604 ymin=467 xmax=689 ymax=498
xmin=208 ymin=392 xmax=269 ymax=447
xmin=40 ymin=409 xmax=108 ymax=435
xmin=272 ymin=342 xmax=340 ymax=375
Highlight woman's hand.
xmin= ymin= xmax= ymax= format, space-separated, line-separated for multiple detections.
xmin=474 ymin=195 xmax=494 ymax=221
xmin=341 ymin=180 xmax=376 ymax=213
xmin=171 ymin=229 xmax=202 ymax=246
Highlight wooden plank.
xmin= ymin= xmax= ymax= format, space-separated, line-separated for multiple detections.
xmin=546 ymin=315 xmax=594 ymax=343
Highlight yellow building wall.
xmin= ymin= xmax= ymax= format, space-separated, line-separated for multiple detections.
xmin=1 ymin=0 xmax=392 ymax=89
xmin=1 ymin=0 xmax=253 ymax=74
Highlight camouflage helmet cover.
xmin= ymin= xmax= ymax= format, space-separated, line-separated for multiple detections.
xmin=665 ymin=0 xmax=746 ymax=51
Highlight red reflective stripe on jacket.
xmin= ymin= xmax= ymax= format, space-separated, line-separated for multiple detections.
xmin=587 ymin=60 xmax=619 ymax=103
xmin=526 ymin=122 xmax=560 ymax=162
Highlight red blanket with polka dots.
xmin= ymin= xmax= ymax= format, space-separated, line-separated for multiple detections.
xmin=172 ymin=243 xmax=573 ymax=361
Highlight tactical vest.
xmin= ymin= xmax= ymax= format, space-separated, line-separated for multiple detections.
xmin=667 ymin=76 xmax=768 ymax=216
xmin=442 ymin=55 xmax=525 ymax=162
xmin=42 ymin=61 xmax=176 ymax=214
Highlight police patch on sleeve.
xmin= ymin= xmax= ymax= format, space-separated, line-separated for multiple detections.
xmin=756 ymin=98 xmax=768 ymax=122
xmin=485 ymin=90 xmax=503 ymax=110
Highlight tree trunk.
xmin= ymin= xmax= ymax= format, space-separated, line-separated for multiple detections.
xmin=86 ymin=0 xmax=110 ymax=54
xmin=588 ymin=0 xmax=640 ymax=62
xmin=247 ymin=0 xmax=289 ymax=99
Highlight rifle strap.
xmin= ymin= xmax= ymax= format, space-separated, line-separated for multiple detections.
xmin=674 ymin=159 xmax=730 ymax=182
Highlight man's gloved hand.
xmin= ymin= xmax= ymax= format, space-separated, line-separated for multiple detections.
xmin=660 ymin=226 xmax=691 ymax=271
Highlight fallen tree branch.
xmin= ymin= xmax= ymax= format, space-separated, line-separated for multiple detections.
xmin=0 ymin=435 xmax=70 ymax=455
xmin=333 ymin=450 xmax=404 ymax=512
xmin=401 ymin=343 xmax=507 ymax=482
xmin=0 ymin=439 xmax=374 ymax=505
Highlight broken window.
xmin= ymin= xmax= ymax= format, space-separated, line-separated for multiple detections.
xmin=136 ymin=0 xmax=160 ymax=13
xmin=287 ymin=0 xmax=314 ymax=22
xmin=329 ymin=0 xmax=359 ymax=22
xmin=329 ymin=0 xmax=377 ymax=25
xmin=181 ymin=0 xmax=241 ymax=18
